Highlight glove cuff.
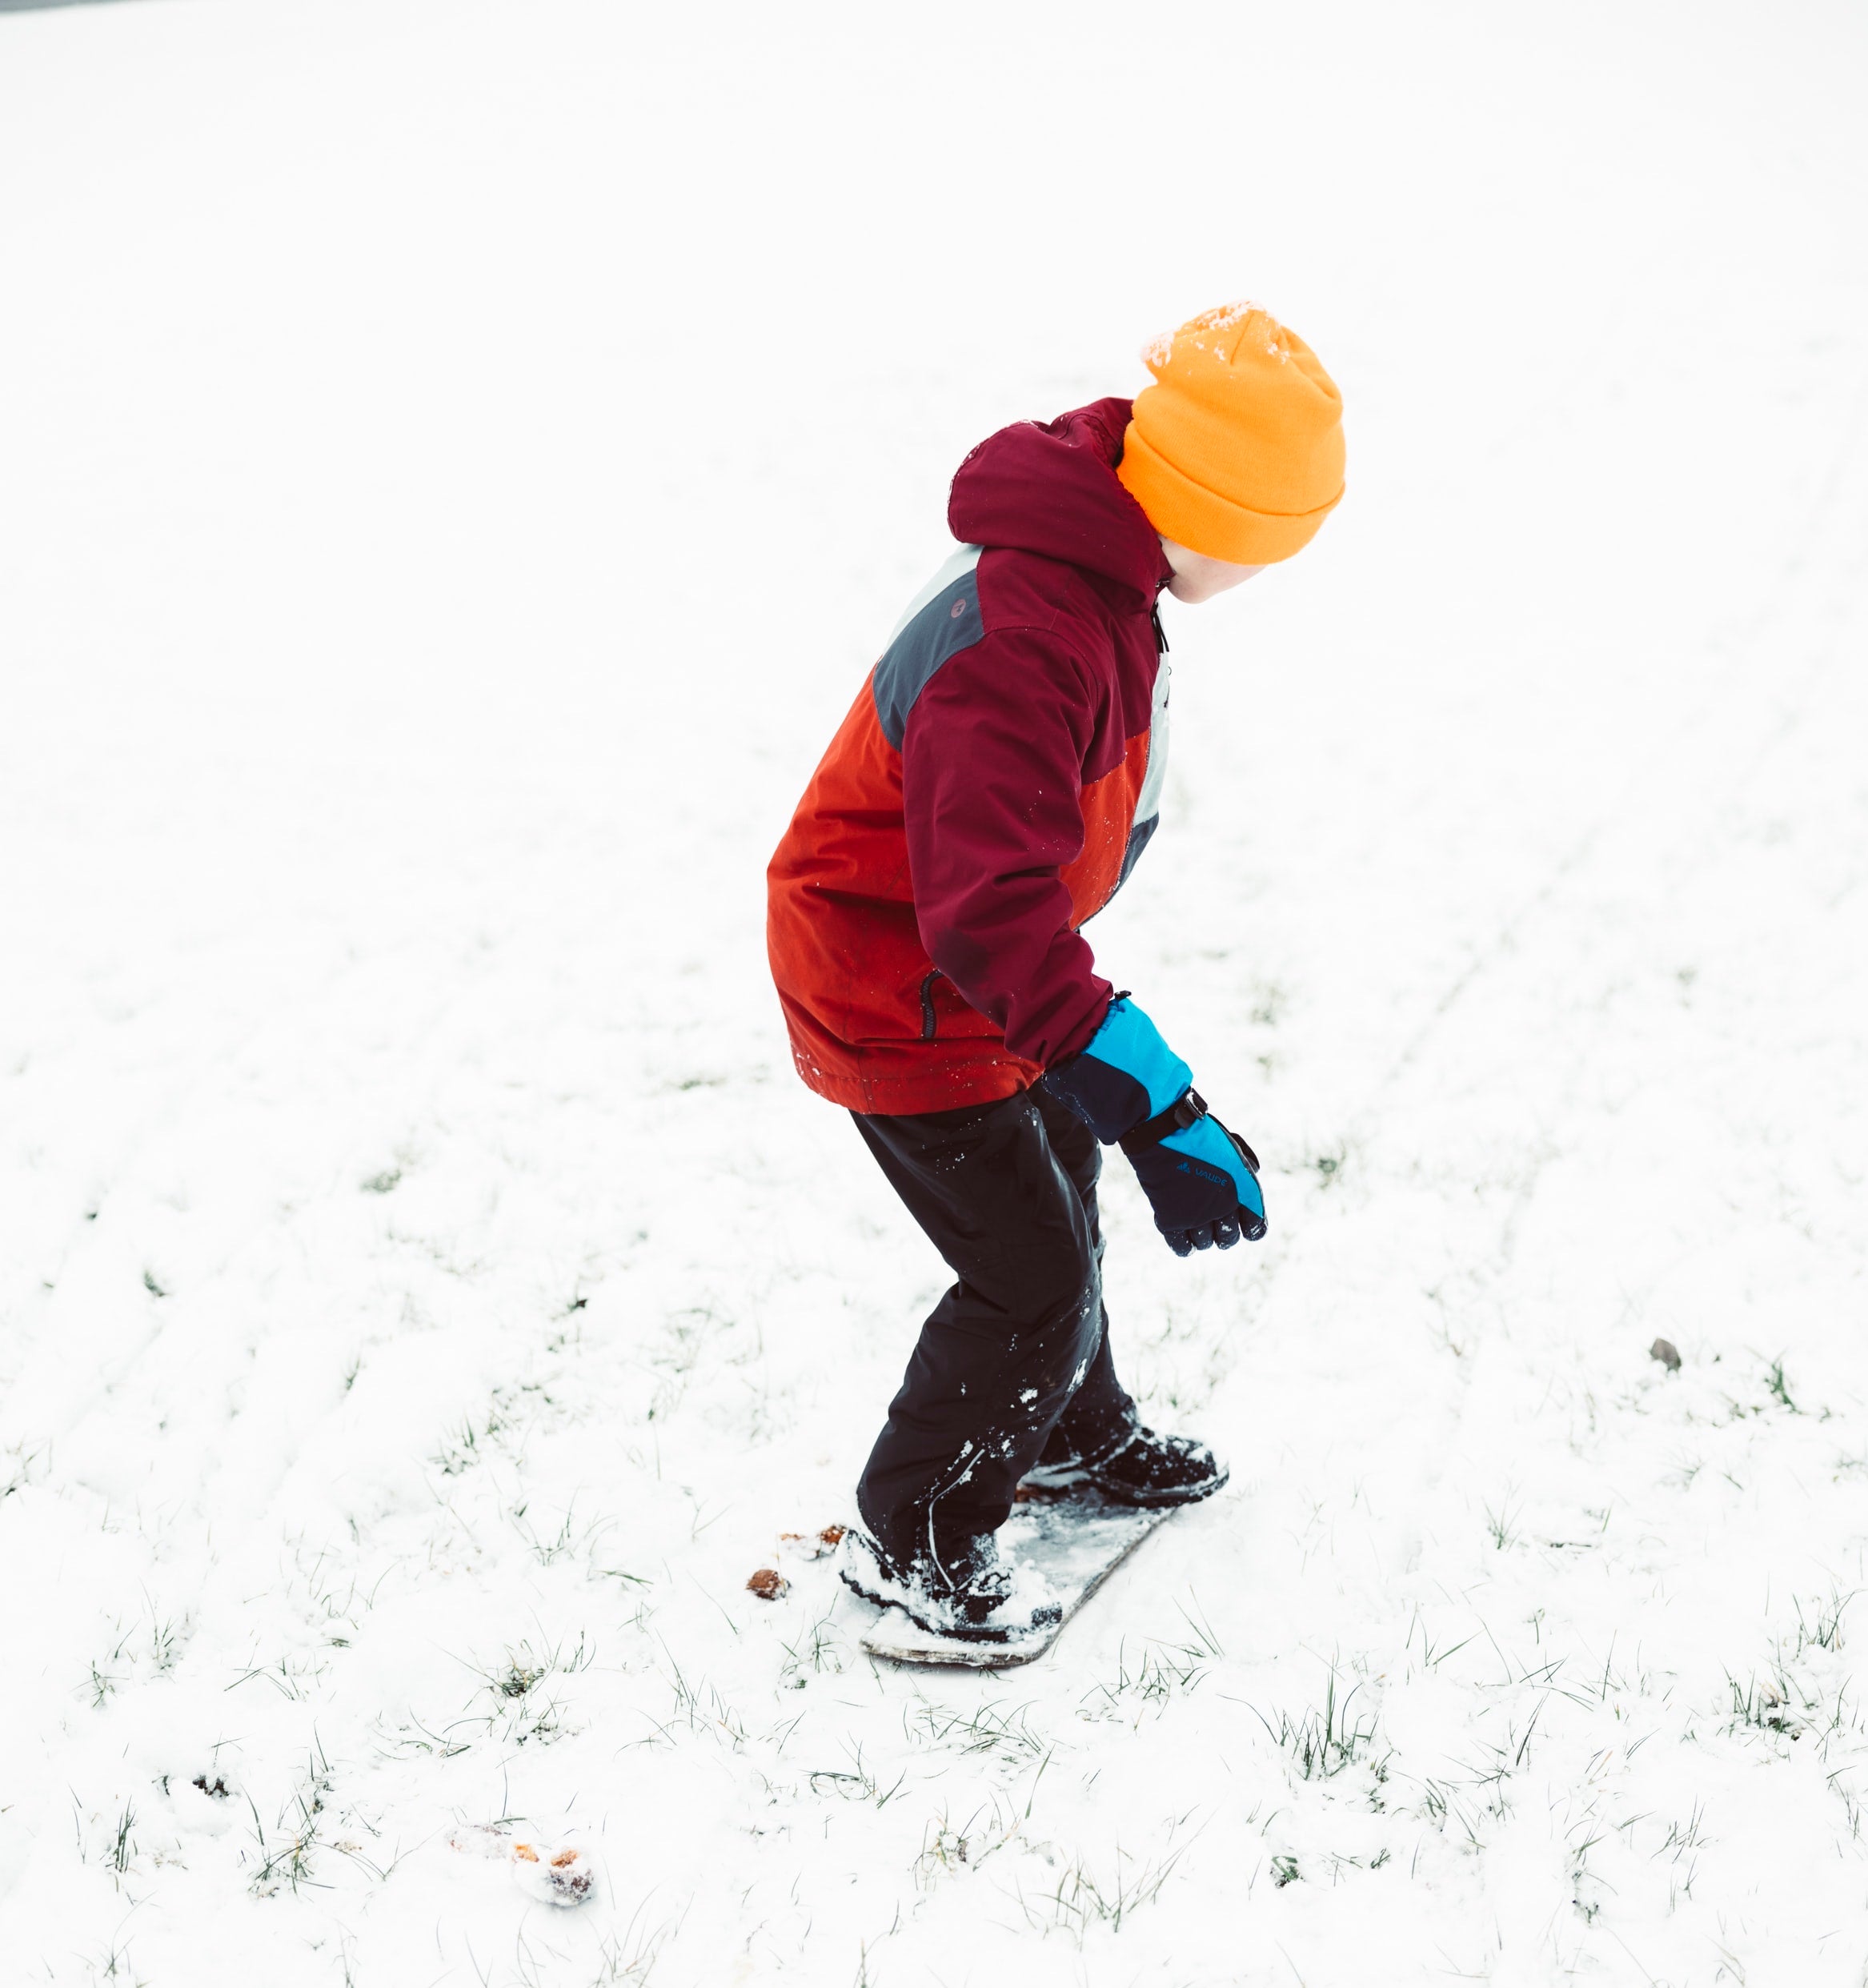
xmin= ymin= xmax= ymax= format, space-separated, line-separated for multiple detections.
xmin=1041 ymin=994 xmax=1193 ymax=1144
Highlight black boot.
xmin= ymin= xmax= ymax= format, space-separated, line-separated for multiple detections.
xmin=840 ymin=1527 xmax=1063 ymax=1644
xmin=1024 ymin=1425 xmax=1229 ymax=1508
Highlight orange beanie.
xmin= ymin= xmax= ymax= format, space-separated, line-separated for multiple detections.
xmin=1116 ymin=302 xmax=1345 ymax=565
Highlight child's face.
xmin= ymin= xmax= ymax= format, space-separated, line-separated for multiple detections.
xmin=1160 ymin=537 xmax=1269 ymax=604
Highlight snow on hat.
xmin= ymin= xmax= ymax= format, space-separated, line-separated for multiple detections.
xmin=1116 ymin=302 xmax=1345 ymax=565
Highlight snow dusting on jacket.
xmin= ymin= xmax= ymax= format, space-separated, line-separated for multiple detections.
xmin=767 ymin=398 xmax=1175 ymax=1113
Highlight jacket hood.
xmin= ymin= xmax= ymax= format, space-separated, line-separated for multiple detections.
xmin=948 ymin=397 xmax=1172 ymax=609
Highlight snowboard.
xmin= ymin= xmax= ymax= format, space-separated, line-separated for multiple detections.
xmin=854 ymin=1485 xmax=1179 ymax=1669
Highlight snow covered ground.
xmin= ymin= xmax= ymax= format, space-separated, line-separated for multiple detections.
xmin=3 ymin=2 xmax=1866 ymax=1981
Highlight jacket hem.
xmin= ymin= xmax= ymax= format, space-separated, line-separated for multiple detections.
xmin=787 ymin=1044 xmax=1036 ymax=1116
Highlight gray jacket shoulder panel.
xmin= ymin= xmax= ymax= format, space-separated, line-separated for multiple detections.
xmin=872 ymin=547 xmax=985 ymax=750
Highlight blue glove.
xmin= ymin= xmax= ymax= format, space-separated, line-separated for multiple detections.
xmin=1043 ymin=996 xmax=1267 ymax=1257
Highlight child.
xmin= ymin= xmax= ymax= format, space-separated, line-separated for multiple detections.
xmin=768 ymin=303 xmax=1345 ymax=1641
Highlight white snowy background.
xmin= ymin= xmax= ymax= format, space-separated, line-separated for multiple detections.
xmin=2 ymin=1 xmax=1866 ymax=1982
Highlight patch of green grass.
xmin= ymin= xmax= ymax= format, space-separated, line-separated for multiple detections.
xmin=1020 ymin=1838 xmax=1194 ymax=1946
xmin=1765 ymin=1357 xmax=1798 ymax=1413
xmin=1255 ymin=1667 xmax=1378 ymax=1782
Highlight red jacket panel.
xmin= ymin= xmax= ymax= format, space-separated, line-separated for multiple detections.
xmin=768 ymin=399 xmax=1172 ymax=1113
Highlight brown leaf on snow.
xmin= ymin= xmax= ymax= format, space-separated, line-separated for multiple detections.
xmin=746 ymin=1568 xmax=788 ymax=1599
xmin=776 ymin=1525 xmax=847 ymax=1561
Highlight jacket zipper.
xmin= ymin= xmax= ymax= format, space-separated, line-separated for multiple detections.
xmin=919 ymin=968 xmax=942 ymax=1041
xmin=1150 ymin=599 xmax=1170 ymax=655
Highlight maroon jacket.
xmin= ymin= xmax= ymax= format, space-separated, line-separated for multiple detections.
xmin=767 ymin=399 xmax=1173 ymax=1113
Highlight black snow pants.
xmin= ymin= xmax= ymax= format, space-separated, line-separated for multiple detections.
xmin=851 ymin=1084 xmax=1138 ymax=1563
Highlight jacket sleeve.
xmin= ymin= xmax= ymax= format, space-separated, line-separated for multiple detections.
xmin=900 ymin=626 xmax=1113 ymax=1068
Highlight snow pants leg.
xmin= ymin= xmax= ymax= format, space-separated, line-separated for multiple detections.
xmin=850 ymin=1085 xmax=1138 ymax=1562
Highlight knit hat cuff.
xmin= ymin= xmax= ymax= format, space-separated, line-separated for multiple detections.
xmin=1116 ymin=423 xmax=1343 ymax=566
